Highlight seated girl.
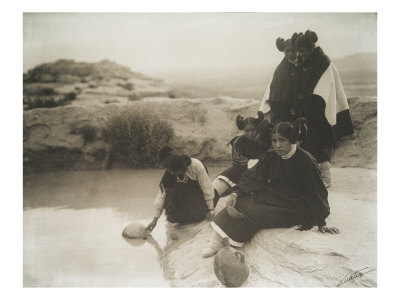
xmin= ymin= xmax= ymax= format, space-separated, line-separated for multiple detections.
xmin=202 ymin=119 xmax=339 ymax=258
xmin=146 ymin=146 xmax=219 ymax=232
xmin=213 ymin=111 xmax=272 ymax=197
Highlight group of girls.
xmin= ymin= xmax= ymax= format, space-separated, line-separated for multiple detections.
xmin=145 ymin=30 xmax=352 ymax=257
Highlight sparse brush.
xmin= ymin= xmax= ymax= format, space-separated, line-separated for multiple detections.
xmin=102 ymin=105 xmax=174 ymax=168
xmin=117 ymin=82 xmax=135 ymax=91
xmin=23 ymin=92 xmax=77 ymax=109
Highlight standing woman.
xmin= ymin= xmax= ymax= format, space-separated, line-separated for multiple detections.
xmin=294 ymin=30 xmax=354 ymax=186
xmin=202 ymin=119 xmax=339 ymax=258
xmin=259 ymin=33 xmax=300 ymax=122
xmin=213 ymin=111 xmax=271 ymax=197
xmin=295 ymin=30 xmax=354 ymax=139
xmin=146 ymin=146 xmax=219 ymax=232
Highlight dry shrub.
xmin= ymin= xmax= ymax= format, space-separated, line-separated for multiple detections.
xmin=102 ymin=105 xmax=174 ymax=168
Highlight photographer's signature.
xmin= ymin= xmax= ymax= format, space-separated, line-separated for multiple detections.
xmin=337 ymin=267 xmax=376 ymax=287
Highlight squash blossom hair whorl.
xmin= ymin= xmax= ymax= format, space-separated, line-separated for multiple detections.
xmin=275 ymin=32 xmax=300 ymax=52
xmin=291 ymin=32 xmax=300 ymax=44
xmin=236 ymin=111 xmax=264 ymax=130
xmin=295 ymin=30 xmax=318 ymax=49
xmin=276 ymin=37 xmax=287 ymax=52
xmin=272 ymin=118 xmax=307 ymax=144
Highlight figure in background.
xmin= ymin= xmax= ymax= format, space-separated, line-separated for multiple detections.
xmin=294 ymin=30 xmax=354 ymax=187
xmin=295 ymin=30 xmax=354 ymax=139
xmin=202 ymin=119 xmax=339 ymax=258
xmin=146 ymin=146 xmax=219 ymax=232
xmin=213 ymin=111 xmax=272 ymax=197
xmin=259 ymin=33 xmax=300 ymax=122
xmin=297 ymin=94 xmax=335 ymax=187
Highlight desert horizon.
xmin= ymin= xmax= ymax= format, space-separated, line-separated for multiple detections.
xmin=23 ymin=51 xmax=377 ymax=101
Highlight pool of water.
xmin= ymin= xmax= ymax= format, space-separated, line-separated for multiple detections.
xmin=23 ymin=167 xmax=224 ymax=287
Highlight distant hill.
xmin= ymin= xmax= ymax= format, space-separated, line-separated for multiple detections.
xmin=23 ymin=59 xmax=150 ymax=83
xmin=22 ymin=53 xmax=377 ymax=110
xmin=23 ymin=59 xmax=174 ymax=110
xmin=168 ymin=52 xmax=377 ymax=99
xmin=332 ymin=53 xmax=377 ymax=96
xmin=333 ymin=52 xmax=377 ymax=72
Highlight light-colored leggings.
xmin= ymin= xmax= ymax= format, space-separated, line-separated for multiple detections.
xmin=212 ymin=178 xmax=231 ymax=197
xmin=319 ymin=161 xmax=331 ymax=186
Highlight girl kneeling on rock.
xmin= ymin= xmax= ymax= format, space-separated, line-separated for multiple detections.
xmin=213 ymin=111 xmax=272 ymax=197
xmin=146 ymin=146 xmax=219 ymax=232
xmin=202 ymin=119 xmax=339 ymax=258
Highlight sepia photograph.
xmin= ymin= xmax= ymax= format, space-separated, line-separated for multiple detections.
xmin=21 ymin=10 xmax=378 ymax=289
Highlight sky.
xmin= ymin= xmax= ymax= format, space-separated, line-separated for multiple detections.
xmin=23 ymin=13 xmax=377 ymax=80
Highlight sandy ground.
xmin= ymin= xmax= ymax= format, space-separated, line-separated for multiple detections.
xmin=156 ymin=167 xmax=376 ymax=287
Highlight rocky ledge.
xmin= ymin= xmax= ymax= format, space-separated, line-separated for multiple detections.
xmin=23 ymin=96 xmax=376 ymax=174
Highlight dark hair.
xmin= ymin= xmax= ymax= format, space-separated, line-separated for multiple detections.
xmin=236 ymin=111 xmax=264 ymax=130
xmin=276 ymin=38 xmax=287 ymax=52
xmin=258 ymin=119 xmax=273 ymax=145
xmin=166 ymin=152 xmax=192 ymax=173
xmin=275 ymin=32 xmax=300 ymax=52
xmin=271 ymin=118 xmax=307 ymax=144
xmin=291 ymin=32 xmax=300 ymax=43
xmin=158 ymin=145 xmax=174 ymax=162
xmin=295 ymin=30 xmax=318 ymax=49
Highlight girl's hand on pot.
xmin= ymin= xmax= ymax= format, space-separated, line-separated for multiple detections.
xmin=145 ymin=218 xmax=158 ymax=232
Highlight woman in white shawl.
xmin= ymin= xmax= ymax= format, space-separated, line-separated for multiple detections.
xmin=260 ymin=30 xmax=354 ymax=187
xmin=293 ymin=30 xmax=354 ymax=187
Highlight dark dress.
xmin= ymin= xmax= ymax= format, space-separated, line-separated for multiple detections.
xmin=160 ymin=165 xmax=219 ymax=225
xmin=268 ymin=58 xmax=300 ymax=122
xmin=218 ymin=135 xmax=270 ymax=189
xmin=212 ymin=147 xmax=330 ymax=244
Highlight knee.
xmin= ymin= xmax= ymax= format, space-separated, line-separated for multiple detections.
xmin=213 ymin=178 xmax=230 ymax=196
xmin=319 ymin=161 xmax=331 ymax=170
xmin=319 ymin=161 xmax=332 ymax=187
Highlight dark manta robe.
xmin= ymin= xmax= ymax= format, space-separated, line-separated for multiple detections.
xmin=267 ymin=58 xmax=299 ymax=122
xmin=211 ymin=147 xmax=330 ymax=244
xmin=160 ymin=161 xmax=219 ymax=225
xmin=261 ymin=48 xmax=353 ymax=139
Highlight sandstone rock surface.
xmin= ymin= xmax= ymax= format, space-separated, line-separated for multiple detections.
xmin=23 ymin=96 xmax=376 ymax=173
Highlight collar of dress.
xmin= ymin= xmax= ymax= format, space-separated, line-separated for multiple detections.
xmin=281 ymin=144 xmax=297 ymax=160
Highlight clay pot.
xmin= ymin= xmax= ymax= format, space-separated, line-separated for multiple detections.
xmin=213 ymin=238 xmax=249 ymax=287
xmin=122 ymin=222 xmax=149 ymax=239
